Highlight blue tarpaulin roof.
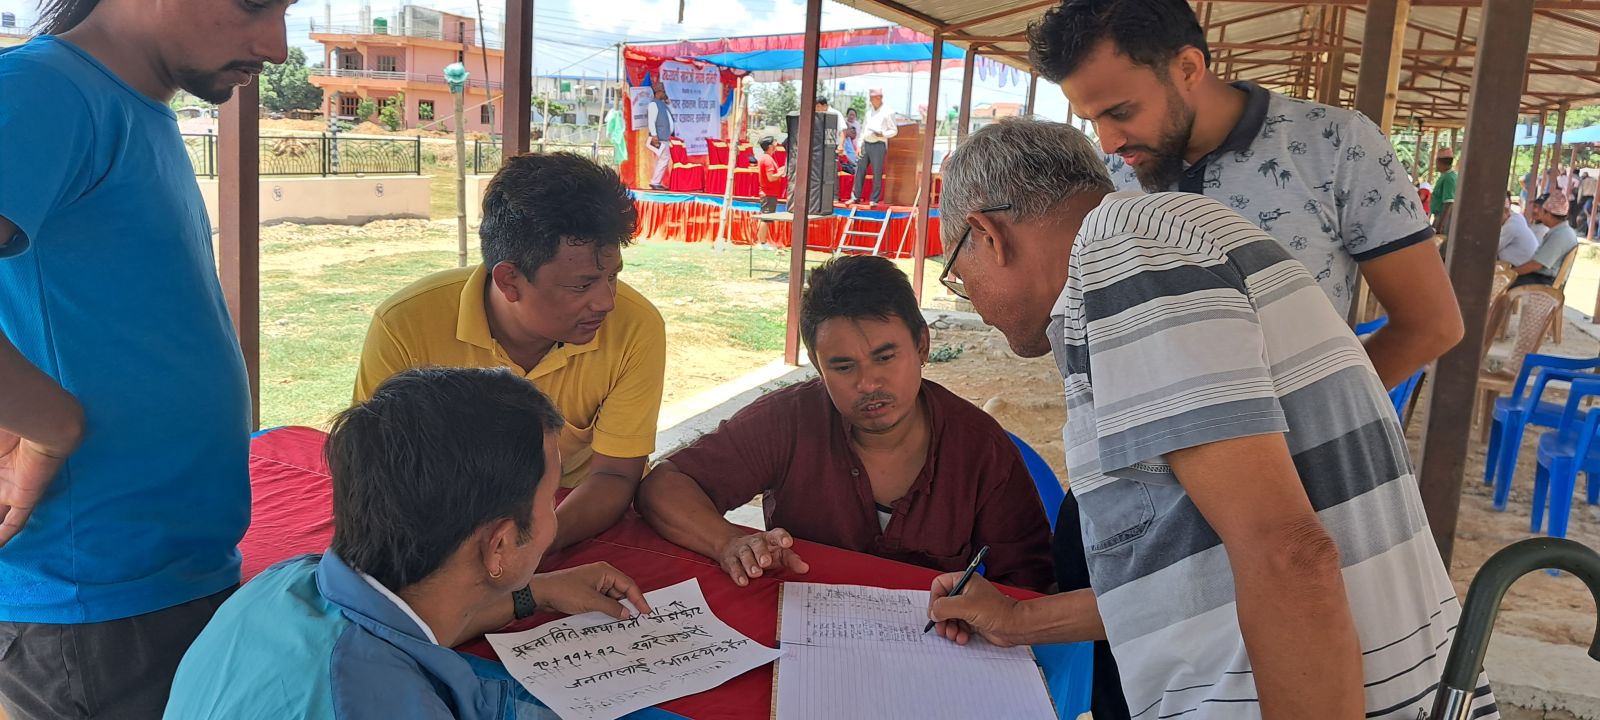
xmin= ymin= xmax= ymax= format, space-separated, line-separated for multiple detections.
xmin=1514 ymin=125 xmax=1600 ymax=146
xmin=691 ymin=43 xmax=965 ymax=73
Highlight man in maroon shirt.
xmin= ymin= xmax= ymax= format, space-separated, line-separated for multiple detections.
xmin=636 ymin=256 xmax=1054 ymax=591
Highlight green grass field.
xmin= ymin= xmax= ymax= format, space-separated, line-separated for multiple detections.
xmin=254 ymin=227 xmax=836 ymax=429
xmin=257 ymin=153 xmax=958 ymax=430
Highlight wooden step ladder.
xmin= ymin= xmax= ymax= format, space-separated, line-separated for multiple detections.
xmin=836 ymin=204 xmax=891 ymax=257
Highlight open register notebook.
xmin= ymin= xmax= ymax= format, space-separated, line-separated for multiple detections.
xmin=773 ymin=582 xmax=1055 ymax=720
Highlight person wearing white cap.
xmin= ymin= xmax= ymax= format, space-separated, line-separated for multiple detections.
xmin=851 ymin=88 xmax=897 ymax=205
xmin=1513 ymin=189 xmax=1581 ymax=287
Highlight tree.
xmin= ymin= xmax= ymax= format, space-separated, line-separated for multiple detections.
xmin=379 ymin=93 xmax=405 ymax=131
xmin=532 ymin=97 xmax=570 ymax=120
xmin=848 ymin=96 xmax=867 ymax=118
xmin=260 ymin=47 xmax=323 ymax=113
xmin=356 ymin=97 xmax=377 ymax=122
xmin=168 ymin=90 xmax=214 ymax=111
xmin=749 ymin=81 xmax=799 ymax=130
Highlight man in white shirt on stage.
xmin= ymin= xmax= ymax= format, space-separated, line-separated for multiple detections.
xmin=851 ymin=88 xmax=897 ymax=206
xmin=646 ymin=83 xmax=674 ymax=191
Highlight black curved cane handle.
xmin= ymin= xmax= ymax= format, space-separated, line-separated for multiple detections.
xmin=1431 ymin=538 xmax=1600 ymax=720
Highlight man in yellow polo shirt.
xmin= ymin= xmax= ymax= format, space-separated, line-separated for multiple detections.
xmin=354 ymin=152 xmax=666 ymax=550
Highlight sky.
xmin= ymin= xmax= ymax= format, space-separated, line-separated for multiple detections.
xmin=0 ymin=0 xmax=1073 ymax=120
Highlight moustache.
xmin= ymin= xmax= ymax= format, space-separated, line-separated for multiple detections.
xmin=854 ymin=393 xmax=895 ymax=412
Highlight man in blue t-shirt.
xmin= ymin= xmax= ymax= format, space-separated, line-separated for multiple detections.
xmin=0 ymin=1 xmax=291 ymax=717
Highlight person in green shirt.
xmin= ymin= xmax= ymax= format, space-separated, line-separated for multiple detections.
xmin=1432 ymin=153 xmax=1458 ymax=232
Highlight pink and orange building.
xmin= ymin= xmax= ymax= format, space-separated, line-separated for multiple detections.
xmin=308 ymin=7 xmax=503 ymax=133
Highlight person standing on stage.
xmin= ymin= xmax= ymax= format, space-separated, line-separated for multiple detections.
xmin=851 ymin=88 xmax=897 ymax=206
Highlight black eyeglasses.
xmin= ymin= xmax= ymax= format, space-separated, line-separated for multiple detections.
xmin=940 ymin=203 xmax=1012 ymax=300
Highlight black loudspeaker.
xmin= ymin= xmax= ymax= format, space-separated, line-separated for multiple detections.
xmin=784 ymin=111 xmax=839 ymax=217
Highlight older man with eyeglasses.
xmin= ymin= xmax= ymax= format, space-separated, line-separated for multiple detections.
xmin=927 ymin=117 xmax=1494 ymax=720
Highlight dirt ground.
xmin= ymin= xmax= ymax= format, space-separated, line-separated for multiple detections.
xmin=922 ymin=324 xmax=1068 ymax=479
xmin=920 ymin=317 xmax=1600 ymax=653
xmin=1425 ymin=316 xmax=1600 ymax=650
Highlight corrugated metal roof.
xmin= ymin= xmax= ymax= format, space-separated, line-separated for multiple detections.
xmin=833 ymin=0 xmax=1600 ymax=124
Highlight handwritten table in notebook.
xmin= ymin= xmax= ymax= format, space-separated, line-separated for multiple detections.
xmin=241 ymin=426 xmax=1080 ymax=720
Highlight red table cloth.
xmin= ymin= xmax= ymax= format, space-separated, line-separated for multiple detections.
xmin=239 ymin=427 xmax=1080 ymax=720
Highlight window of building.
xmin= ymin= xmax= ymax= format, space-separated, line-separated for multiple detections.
xmin=481 ymin=102 xmax=494 ymax=125
xmin=418 ymin=99 xmax=435 ymax=122
xmin=339 ymin=52 xmax=361 ymax=71
xmin=375 ymin=55 xmax=397 ymax=73
xmin=338 ymin=95 xmax=360 ymax=117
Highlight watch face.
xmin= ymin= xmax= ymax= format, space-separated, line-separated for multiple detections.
xmin=513 ymin=587 xmax=537 ymax=620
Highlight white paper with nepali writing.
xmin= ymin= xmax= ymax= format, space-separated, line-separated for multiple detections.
xmin=486 ymin=578 xmax=781 ymax=720
xmin=775 ymin=582 xmax=1055 ymax=720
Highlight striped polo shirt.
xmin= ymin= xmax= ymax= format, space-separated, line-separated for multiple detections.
xmin=1052 ymin=191 xmax=1496 ymax=719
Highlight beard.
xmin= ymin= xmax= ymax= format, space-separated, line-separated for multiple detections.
xmin=1129 ymin=86 xmax=1197 ymax=192
xmin=177 ymin=63 xmax=263 ymax=105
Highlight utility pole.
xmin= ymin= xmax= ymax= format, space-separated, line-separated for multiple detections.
xmin=446 ymin=62 xmax=470 ymax=267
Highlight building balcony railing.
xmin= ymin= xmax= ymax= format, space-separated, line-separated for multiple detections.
xmin=309 ymin=20 xmax=503 ymax=50
xmin=310 ymin=67 xmax=504 ymax=90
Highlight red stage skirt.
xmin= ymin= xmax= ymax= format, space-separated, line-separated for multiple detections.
xmin=632 ymin=191 xmax=944 ymax=259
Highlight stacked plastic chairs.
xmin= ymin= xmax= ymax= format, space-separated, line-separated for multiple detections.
xmin=1483 ymin=356 xmax=1600 ymax=540
xmin=1530 ymin=377 xmax=1600 ymax=541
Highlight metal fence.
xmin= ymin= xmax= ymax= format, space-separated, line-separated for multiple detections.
xmin=183 ymin=133 xmax=424 ymax=177
xmin=471 ymin=135 xmax=620 ymax=174
xmin=473 ymin=141 xmax=503 ymax=174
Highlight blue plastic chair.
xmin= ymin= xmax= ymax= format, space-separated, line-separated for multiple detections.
xmin=1002 ymin=433 xmax=1091 ymax=719
xmin=1484 ymin=354 xmax=1600 ymax=502
xmin=1352 ymin=316 xmax=1388 ymax=336
xmin=1033 ymin=642 xmax=1094 ymax=720
xmin=1531 ymin=376 xmax=1600 ymax=540
xmin=1008 ymin=432 xmax=1065 ymax=529
xmin=1354 ymin=316 xmax=1426 ymax=422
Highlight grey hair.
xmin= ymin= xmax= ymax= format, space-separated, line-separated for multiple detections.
xmin=940 ymin=117 xmax=1115 ymax=256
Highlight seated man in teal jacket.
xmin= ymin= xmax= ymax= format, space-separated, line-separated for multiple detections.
xmin=165 ymin=368 xmax=654 ymax=719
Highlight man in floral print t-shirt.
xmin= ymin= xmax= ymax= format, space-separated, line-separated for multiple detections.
xmin=1107 ymin=81 xmax=1437 ymax=319
xmin=1029 ymin=0 xmax=1464 ymax=392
